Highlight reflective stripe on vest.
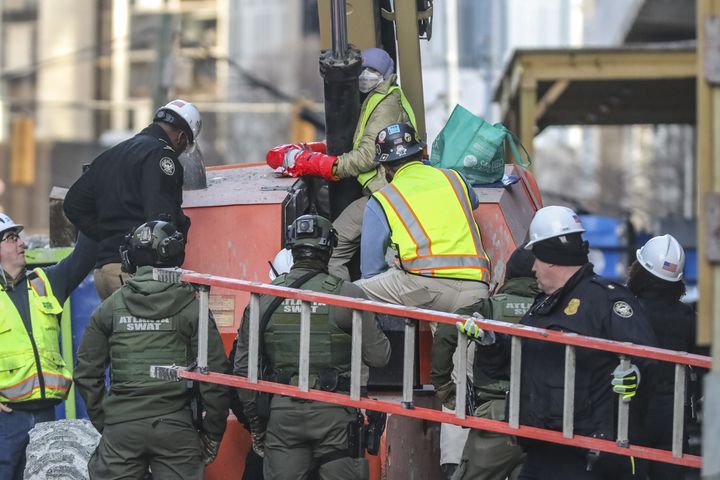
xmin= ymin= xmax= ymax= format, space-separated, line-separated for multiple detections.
xmin=373 ymin=163 xmax=491 ymax=282
xmin=0 ymin=268 xmax=72 ymax=403
xmin=356 ymin=86 xmax=417 ymax=188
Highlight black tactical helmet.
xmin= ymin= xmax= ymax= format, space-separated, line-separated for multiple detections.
xmin=120 ymin=220 xmax=185 ymax=274
xmin=374 ymin=123 xmax=425 ymax=163
xmin=286 ymin=215 xmax=337 ymax=254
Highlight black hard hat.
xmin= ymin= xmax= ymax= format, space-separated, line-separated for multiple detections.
xmin=375 ymin=123 xmax=425 ymax=163
xmin=286 ymin=215 xmax=337 ymax=254
xmin=120 ymin=220 xmax=185 ymax=274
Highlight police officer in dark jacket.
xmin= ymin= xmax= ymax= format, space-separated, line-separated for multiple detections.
xmin=467 ymin=206 xmax=657 ymax=480
xmin=629 ymin=234 xmax=701 ymax=480
xmin=64 ymin=99 xmax=201 ymax=300
xmin=234 ymin=215 xmax=391 ymax=479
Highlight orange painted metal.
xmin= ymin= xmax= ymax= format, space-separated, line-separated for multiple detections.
xmin=473 ymin=164 xmax=541 ymax=289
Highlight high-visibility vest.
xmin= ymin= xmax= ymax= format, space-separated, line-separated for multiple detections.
xmin=372 ymin=162 xmax=491 ymax=282
xmin=356 ymin=86 xmax=417 ymax=189
xmin=0 ymin=269 xmax=72 ymax=403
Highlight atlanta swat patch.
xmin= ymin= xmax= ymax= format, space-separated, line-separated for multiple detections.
xmin=159 ymin=157 xmax=175 ymax=176
xmin=613 ymin=301 xmax=634 ymax=318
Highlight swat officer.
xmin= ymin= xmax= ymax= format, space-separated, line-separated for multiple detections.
xmin=432 ymin=247 xmax=540 ymax=480
xmin=234 ymin=214 xmax=391 ymax=479
xmin=74 ymin=220 xmax=230 ymax=479
xmin=64 ymin=99 xmax=201 ymax=300
xmin=463 ymin=206 xmax=657 ymax=480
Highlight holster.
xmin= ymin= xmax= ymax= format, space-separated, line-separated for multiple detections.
xmin=364 ymin=410 xmax=387 ymax=455
xmin=347 ymin=412 xmax=366 ymax=458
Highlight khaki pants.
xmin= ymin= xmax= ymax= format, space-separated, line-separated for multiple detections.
xmin=264 ymin=396 xmax=368 ymax=480
xmin=329 ymin=196 xmax=369 ymax=281
xmin=453 ymin=400 xmax=525 ymax=480
xmin=88 ymin=409 xmax=203 ymax=480
xmin=355 ymin=267 xmax=488 ymax=315
xmin=94 ymin=263 xmax=130 ymax=300
xmin=356 ymin=268 xmax=488 ymax=466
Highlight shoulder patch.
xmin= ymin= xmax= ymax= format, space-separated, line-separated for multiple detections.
xmin=159 ymin=157 xmax=176 ymax=176
xmin=613 ymin=301 xmax=634 ymax=318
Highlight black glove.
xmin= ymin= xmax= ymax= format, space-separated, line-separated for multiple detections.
xmin=199 ymin=432 xmax=221 ymax=465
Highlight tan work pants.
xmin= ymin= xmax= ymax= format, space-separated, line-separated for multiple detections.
xmin=93 ymin=263 xmax=130 ymax=300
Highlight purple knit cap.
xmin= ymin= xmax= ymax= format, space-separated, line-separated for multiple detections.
xmin=362 ymin=48 xmax=394 ymax=79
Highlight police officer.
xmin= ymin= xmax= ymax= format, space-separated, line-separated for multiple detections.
xmin=64 ymin=99 xmax=201 ymax=300
xmin=628 ymin=235 xmax=700 ymax=479
xmin=0 ymin=214 xmax=97 ymax=480
xmin=464 ymin=206 xmax=657 ymax=480
xmin=234 ymin=214 xmax=391 ymax=479
xmin=266 ymin=48 xmax=417 ymax=280
xmin=432 ymin=247 xmax=540 ymax=480
xmin=74 ymin=221 xmax=230 ymax=479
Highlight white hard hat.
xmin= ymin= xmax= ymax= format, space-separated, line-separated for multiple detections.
xmin=0 ymin=213 xmax=23 ymax=237
xmin=525 ymin=206 xmax=585 ymax=249
xmin=269 ymin=248 xmax=294 ymax=280
xmin=636 ymin=234 xmax=685 ymax=282
xmin=154 ymin=99 xmax=202 ymax=143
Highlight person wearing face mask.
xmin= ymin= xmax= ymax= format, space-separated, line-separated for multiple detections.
xmin=266 ymin=48 xmax=417 ymax=280
xmin=63 ymin=99 xmax=200 ymax=300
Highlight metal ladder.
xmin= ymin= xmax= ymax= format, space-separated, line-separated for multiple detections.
xmin=150 ymin=267 xmax=708 ymax=469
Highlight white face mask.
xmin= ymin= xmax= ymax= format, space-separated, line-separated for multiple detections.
xmin=358 ymin=69 xmax=384 ymax=93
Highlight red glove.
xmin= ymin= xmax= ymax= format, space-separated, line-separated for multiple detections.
xmin=301 ymin=141 xmax=327 ymax=154
xmin=286 ymin=150 xmax=338 ymax=180
xmin=266 ymin=142 xmax=327 ymax=170
xmin=266 ymin=143 xmax=304 ymax=169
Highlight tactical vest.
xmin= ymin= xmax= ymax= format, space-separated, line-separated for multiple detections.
xmin=0 ymin=269 xmax=72 ymax=403
xmin=264 ymin=271 xmax=351 ymax=391
xmin=356 ymin=86 xmax=417 ymax=190
xmin=372 ymin=162 xmax=491 ymax=282
xmin=474 ymin=292 xmax=535 ymax=402
xmin=108 ymin=293 xmax=191 ymax=388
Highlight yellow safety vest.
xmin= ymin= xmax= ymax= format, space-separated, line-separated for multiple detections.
xmin=356 ymin=86 xmax=417 ymax=189
xmin=0 ymin=268 xmax=72 ymax=403
xmin=372 ymin=162 xmax=491 ymax=282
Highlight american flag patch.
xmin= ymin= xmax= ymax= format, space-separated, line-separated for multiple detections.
xmin=662 ymin=261 xmax=678 ymax=273
xmin=572 ymin=214 xmax=581 ymax=223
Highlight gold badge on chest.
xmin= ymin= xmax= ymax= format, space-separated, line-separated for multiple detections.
xmin=564 ymin=298 xmax=581 ymax=316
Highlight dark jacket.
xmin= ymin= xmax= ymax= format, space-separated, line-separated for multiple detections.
xmin=477 ymin=264 xmax=657 ymax=440
xmin=63 ymin=123 xmax=190 ymax=268
xmin=636 ymin=291 xmax=698 ymax=395
xmin=74 ymin=266 xmax=230 ymax=438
